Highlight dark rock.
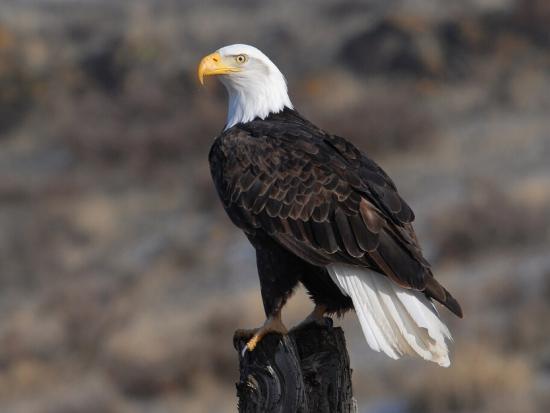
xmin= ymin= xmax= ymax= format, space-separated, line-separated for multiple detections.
xmin=339 ymin=21 xmax=430 ymax=78
xmin=80 ymin=37 xmax=127 ymax=93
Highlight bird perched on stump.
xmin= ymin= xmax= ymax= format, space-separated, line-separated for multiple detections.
xmin=199 ymin=44 xmax=462 ymax=367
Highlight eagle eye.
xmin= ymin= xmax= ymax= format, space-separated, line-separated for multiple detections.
xmin=235 ymin=54 xmax=248 ymax=64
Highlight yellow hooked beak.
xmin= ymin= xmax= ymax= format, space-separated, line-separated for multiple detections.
xmin=197 ymin=52 xmax=240 ymax=85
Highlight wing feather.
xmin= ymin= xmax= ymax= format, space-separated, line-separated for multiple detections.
xmin=209 ymin=112 xmax=462 ymax=317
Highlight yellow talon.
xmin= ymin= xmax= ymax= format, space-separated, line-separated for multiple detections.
xmin=246 ymin=335 xmax=260 ymax=352
xmin=239 ymin=312 xmax=288 ymax=355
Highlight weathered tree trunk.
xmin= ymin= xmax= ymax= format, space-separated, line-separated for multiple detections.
xmin=234 ymin=319 xmax=357 ymax=413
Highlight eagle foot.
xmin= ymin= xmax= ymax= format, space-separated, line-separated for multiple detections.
xmin=236 ymin=315 xmax=288 ymax=357
xmin=292 ymin=304 xmax=331 ymax=331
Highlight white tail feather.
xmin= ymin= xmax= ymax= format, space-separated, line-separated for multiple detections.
xmin=327 ymin=264 xmax=452 ymax=367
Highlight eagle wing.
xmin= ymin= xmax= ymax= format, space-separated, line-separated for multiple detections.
xmin=210 ymin=122 xmax=462 ymax=317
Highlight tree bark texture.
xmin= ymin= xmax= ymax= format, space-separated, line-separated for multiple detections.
xmin=234 ymin=319 xmax=357 ymax=413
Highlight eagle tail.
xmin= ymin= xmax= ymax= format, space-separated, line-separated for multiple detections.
xmin=327 ymin=264 xmax=452 ymax=367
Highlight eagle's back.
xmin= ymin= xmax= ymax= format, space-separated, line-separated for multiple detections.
xmin=208 ymin=108 xmax=462 ymax=318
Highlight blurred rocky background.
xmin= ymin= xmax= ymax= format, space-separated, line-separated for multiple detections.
xmin=1 ymin=0 xmax=550 ymax=412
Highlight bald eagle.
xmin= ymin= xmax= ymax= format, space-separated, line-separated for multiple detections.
xmin=199 ymin=44 xmax=462 ymax=366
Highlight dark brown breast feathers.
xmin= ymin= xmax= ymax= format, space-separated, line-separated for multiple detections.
xmin=208 ymin=108 xmax=462 ymax=317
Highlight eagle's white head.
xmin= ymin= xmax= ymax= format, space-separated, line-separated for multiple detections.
xmin=198 ymin=44 xmax=293 ymax=129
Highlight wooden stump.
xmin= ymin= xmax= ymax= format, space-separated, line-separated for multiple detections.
xmin=234 ymin=319 xmax=357 ymax=413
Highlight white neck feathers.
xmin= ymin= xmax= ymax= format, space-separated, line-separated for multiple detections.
xmin=219 ymin=50 xmax=293 ymax=129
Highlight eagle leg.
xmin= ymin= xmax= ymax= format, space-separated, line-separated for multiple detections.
xmin=292 ymin=304 xmax=332 ymax=330
xmin=236 ymin=309 xmax=288 ymax=356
